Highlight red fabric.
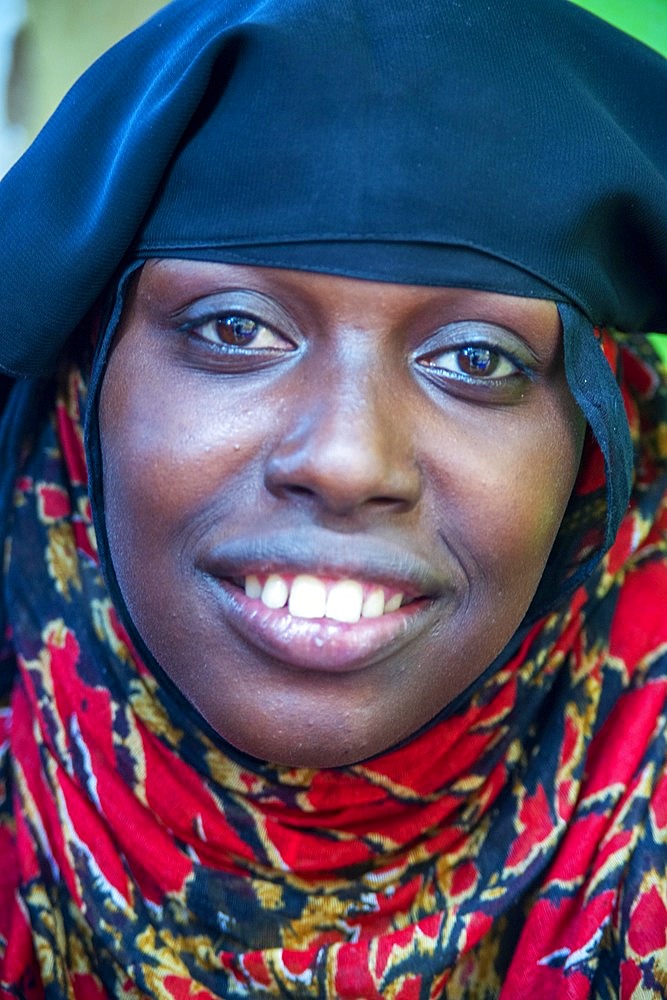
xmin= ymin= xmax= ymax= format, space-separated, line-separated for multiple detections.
xmin=0 ymin=337 xmax=666 ymax=997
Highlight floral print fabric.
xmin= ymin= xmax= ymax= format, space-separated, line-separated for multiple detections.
xmin=0 ymin=336 xmax=666 ymax=998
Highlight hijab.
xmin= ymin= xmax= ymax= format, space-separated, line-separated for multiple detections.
xmin=0 ymin=0 xmax=666 ymax=996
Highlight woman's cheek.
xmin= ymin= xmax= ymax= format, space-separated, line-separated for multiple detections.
xmin=437 ymin=415 xmax=583 ymax=610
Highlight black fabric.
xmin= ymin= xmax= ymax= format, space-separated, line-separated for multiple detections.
xmin=0 ymin=0 xmax=666 ymax=379
xmin=561 ymin=302 xmax=635 ymax=559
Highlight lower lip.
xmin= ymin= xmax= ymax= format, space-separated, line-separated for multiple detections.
xmin=211 ymin=580 xmax=438 ymax=672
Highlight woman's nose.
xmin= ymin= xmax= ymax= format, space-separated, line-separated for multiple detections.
xmin=263 ymin=371 xmax=422 ymax=516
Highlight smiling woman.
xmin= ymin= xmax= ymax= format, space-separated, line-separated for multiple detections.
xmin=98 ymin=264 xmax=583 ymax=767
xmin=0 ymin=1 xmax=665 ymax=998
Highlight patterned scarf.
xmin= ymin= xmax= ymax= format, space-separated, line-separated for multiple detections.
xmin=1 ymin=335 xmax=666 ymax=999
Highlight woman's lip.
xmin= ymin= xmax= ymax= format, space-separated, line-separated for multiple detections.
xmin=200 ymin=527 xmax=448 ymax=598
xmin=210 ymin=579 xmax=441 ymax=673
xmin=198 ymin=528 xmax=453 ymax=672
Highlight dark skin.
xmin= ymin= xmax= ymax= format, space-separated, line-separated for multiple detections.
xmin=99 ymin=260 xmax=585 ymax=768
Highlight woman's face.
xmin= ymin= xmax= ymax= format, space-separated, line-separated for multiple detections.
xmin=100 ymin=260 xmax=585 ymax=766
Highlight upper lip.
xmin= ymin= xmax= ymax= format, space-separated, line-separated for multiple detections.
xmin=198 ymin=527 xmax=450 ymax=599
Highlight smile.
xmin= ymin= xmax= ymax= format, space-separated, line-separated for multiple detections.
xmin=215 ymin=579 xmax=434 ymax=673
xmin=243 ymin=573 xmax=408 ymax=622
xmin=200 ymin=529 xmax=452 ymax=671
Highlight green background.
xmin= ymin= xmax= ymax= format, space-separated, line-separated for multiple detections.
xmin=573 ymin=0 xmax=667 ymax=55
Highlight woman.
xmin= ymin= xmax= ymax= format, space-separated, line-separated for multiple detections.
xmin=0 ymin=0 xmax=665 ymax=996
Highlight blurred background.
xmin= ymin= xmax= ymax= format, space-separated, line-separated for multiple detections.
xmin=1 ymin=0 xmax=667 ymax=176
xmin=0 ymin=0 xmax=165 ymax=175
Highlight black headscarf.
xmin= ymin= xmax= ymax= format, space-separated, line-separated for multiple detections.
xmin=0 ymin=0 xmax=666 ymax=381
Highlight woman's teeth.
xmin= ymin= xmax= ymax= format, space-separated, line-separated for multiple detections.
xmin=244 ymin=573 xmax=406 ymax=623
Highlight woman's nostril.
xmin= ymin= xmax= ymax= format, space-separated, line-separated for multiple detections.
xmin=285 ymin=484 xmax=316 ymax=500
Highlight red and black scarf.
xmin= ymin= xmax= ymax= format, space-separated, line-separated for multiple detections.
xmin=1 ymin=335 xmax=666 ymax=998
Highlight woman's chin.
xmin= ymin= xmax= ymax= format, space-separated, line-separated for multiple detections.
xmin=197 ymin=688 xmax=425 ymax=769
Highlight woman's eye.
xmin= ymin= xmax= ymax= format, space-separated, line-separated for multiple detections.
xmin=189 ymin=314 xmax=294 ymax=352
xmin=421 ymin=344 xmax=519 ymax=380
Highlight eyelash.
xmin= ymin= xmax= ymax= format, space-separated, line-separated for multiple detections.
xmin=181 ymin=313 xmax=295 ymax=352
xmin=416 ymin=343 xmax=527 ymax=383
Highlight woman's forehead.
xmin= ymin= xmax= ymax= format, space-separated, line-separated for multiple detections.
xmin=134 ymin=259 xmax=561 ymax=335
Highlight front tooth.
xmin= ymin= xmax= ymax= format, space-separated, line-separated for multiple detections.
xmin=326 ymin=580 xmax=363 ymax=623
xmin=261 ymin=574 xmax=289 ymax=609
xmin=384 ymin=593 xmax=404 ymax=613
xmin=361 ymin=587 xmax=385 ymax=619
xmin=288 ymin=575 xmax=327 ymax=619
xmin=245 ymin=575 xmax=262 ymax=599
